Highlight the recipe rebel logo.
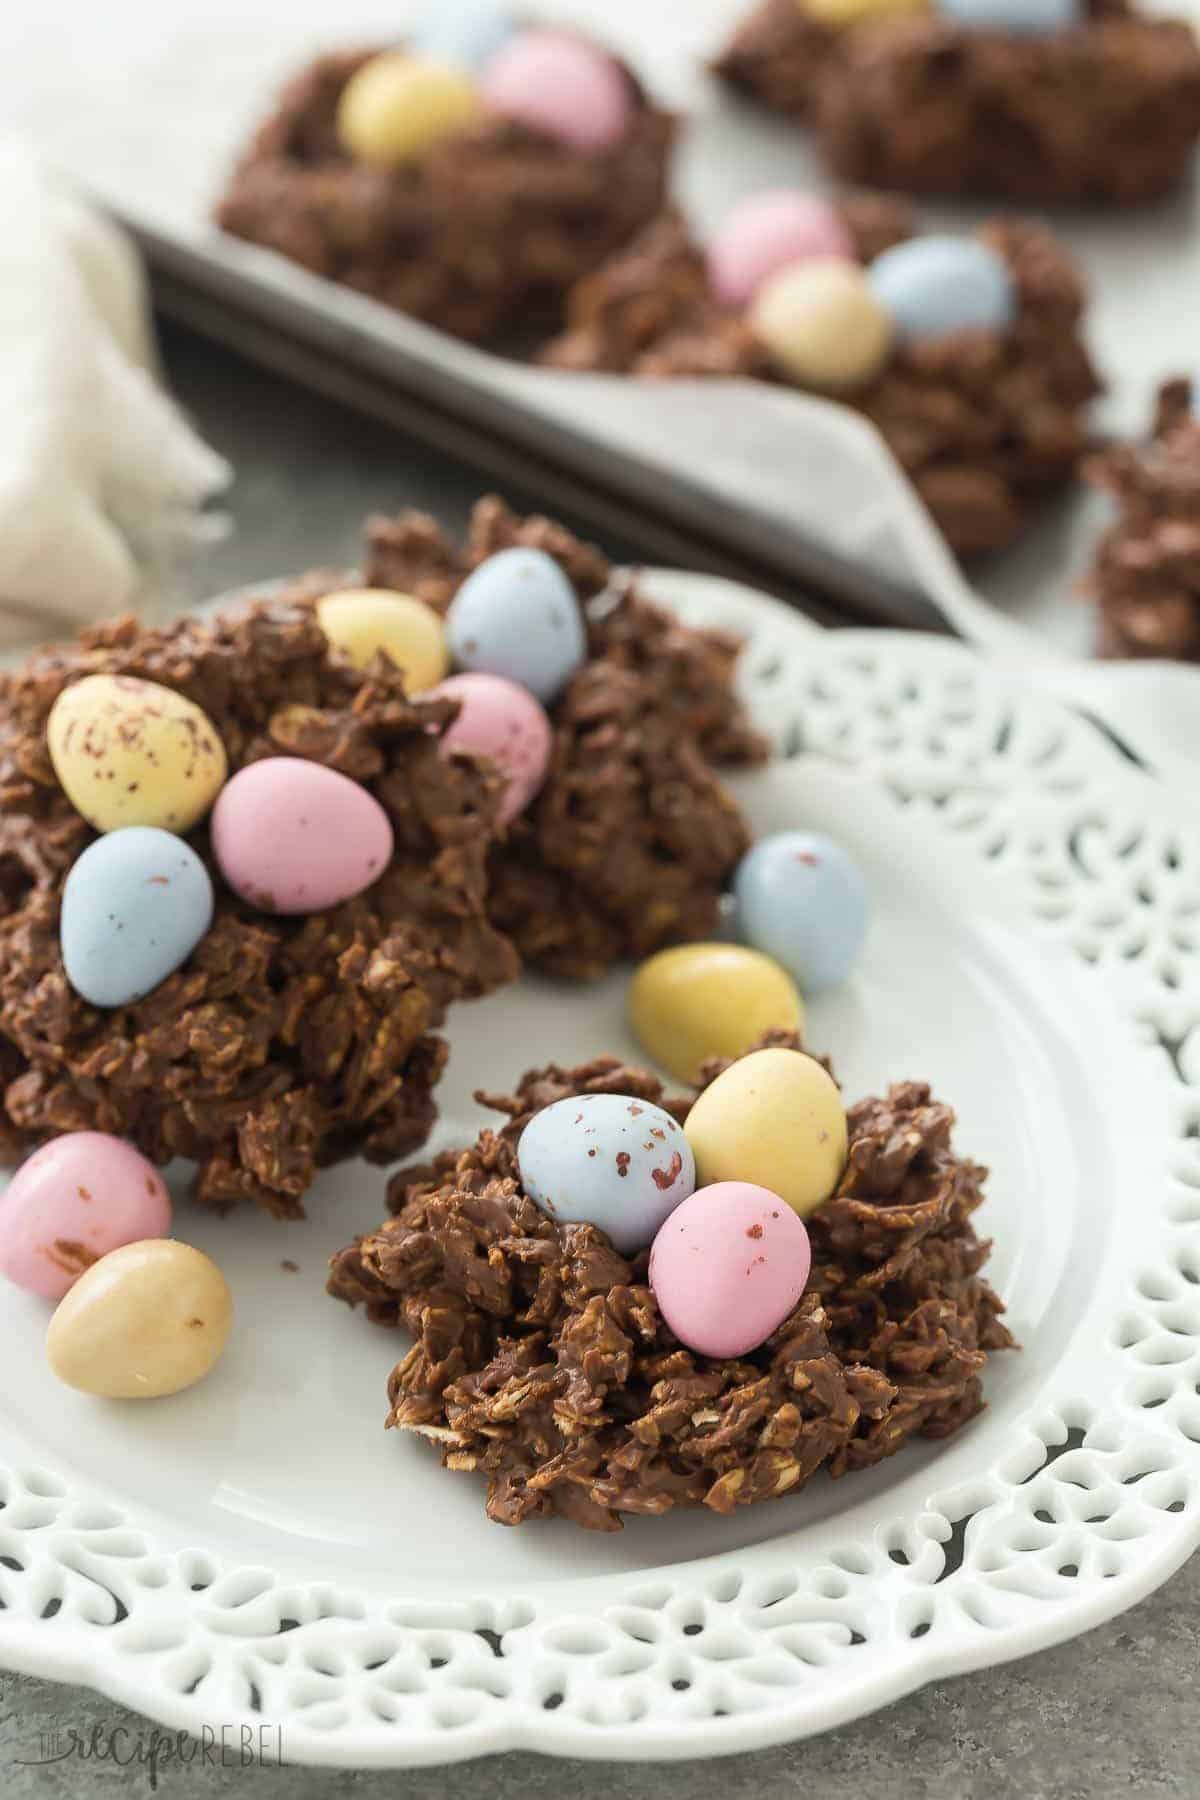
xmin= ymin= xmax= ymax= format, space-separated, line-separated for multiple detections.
xmin=14 ymin=1718 xmax=285 ymax=1788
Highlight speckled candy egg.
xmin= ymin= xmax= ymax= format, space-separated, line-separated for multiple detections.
xmin=409 ymin=0 xmax=519 ymax=72
xmin=683 ymin=1047 xmax=847 ymax=1218
xmin=628 ymin=943 xmax=805 ymax=1084
xmin=211 ymin=758 xmax=393 ymax=914
xmin=867 ymin=236 xmax=1016 ymax=345
xmin=708 ymin=191 xmax=854 ymax=310
xmin=430 ymin=672 xmax=552 ymax=823
xmin=46 ymin=1239 xmax=232 ymax=1399
xmin=61 ymin=828 xmax=214 ymax=1009
xmin=732 ymin=831 xmax=868 ymax=992
xmin=935 ymin=0 xmax=1080 ymax=31
xmin=445 ymin=548 xmax=587 ymax=703
xmin=480 ymin=30 xmax=632 ymax=152
xmin=47 ymin=675 xmax=227 ymax=836
xmin=649 ymin=1181 xmax=812 ymax=1359
xmin=750 ymin=258 xmax=892 ymax=391
xmin=317 ymin=588 xmax=448 ymax=689
xmin=337 ymin=52 xmax=479 ymax=167
xmin=0 ymin=1134 xmax=171 ymax=1302
xmin=518 ymin=1093 xmax=695 ymax=1254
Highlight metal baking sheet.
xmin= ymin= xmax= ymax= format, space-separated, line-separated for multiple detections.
xmin=4 ymin=0 xmax=1199 ymax=648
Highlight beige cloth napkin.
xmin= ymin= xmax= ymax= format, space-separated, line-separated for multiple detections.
xmin=0 ymin=145 xmax=230 ymax=651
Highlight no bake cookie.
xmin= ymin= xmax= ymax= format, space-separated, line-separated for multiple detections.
xmin=215 ymin=37 xmax=674 ymax=343
xmin=1085 ymin=379 xmax=1200 ymax=660
xmin=544 ymin=202 xmax=1098 ymax=556
xmin=329 ymin=1036 xmax=1012 ymax=1529
xmin=716 ymin=0 xmax=1200 ymax=205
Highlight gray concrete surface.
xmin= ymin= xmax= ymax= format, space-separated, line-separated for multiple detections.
xmin=2 ymin=321 xmax=1193 ymax=1797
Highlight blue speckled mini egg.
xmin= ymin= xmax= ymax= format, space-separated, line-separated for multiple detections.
xmin=61 ymin=827 xmax=214 ymax=1008
xmin=732 ymin=831 xmax=868 ymax=992
xmin=409 ymin=0 xmax=519 ymax=73
xmin=936 ymin=0 xmax=1080 ymax=32
xmin=867 ymin=236 xmax=1016 ymax=346
xmin=518 ymin=1093 xmax=696 ymax=1256
xmin=445 ymin=548 xmax=587 ymax=703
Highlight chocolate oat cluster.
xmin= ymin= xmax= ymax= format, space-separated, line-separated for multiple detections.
xmin=1086 ymin=379 xmax=1200 ymax=661
xmin=544 ymin=202 xmax=1098 ymax=556
xmin=329 ymin=1037 xmax=1012 ymax=1529
xmin=215 ymin=34 xmax=674 ymax=343
xmin=716 ymin=0 xmax=1200 ymax=205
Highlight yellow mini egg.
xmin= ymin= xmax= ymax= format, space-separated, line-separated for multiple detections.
xmin=337 ymin=52 xmax=480 ymax=167
xmin=316 ymin=588 xmax=449 ymax=689
xmin=47 ymin=675 xmax=228 ymax=835
xmin=628 ymin=943 xmax=805 ymax=1085
xmin=46 ymin=1239 xmax=233 ymax=1400
xmin=804 ymin=0 xmax=929 ymax=25
xmin=750 ymin=257 xmax=893 ymax=392
xmin=683 ymin=1046 xmax=847 ymax=1218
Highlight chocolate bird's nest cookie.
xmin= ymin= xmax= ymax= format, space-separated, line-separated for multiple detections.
xmin=328 ymin=1036 xmax=1013 ymax=1529
xmin=1085 ymin=379 xmax=1200 ymax=660
xmin=543 ymin=206 xmax=1098 ymax=557
xmin=215 ymin=45 xmax=674 ymax=343
xmin=715 ymin=0 xmax=1200 ymax=205
xmin=363 ymin=496 xmax=766 ymax=976
xmin=0 ymin=591 xmax=517 ymax=1216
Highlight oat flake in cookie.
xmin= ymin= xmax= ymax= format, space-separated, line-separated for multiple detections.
xmin=328 ymin=1034 xmax=1013 ymax=1530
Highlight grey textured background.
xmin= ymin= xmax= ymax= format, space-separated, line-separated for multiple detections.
xmin=2 ymin=322 xmax=1194 ymax=1795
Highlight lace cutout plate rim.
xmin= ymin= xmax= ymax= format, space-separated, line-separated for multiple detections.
xmin=0 ymin=569 xmax=1196 ymax=1768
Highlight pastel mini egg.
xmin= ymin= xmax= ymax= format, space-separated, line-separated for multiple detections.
xmin=518 ymin=1093 xmax=695 ymax=1255
xmin=211 ymin=758 xmax=393 ymax=915
xmin=46 ymin=1239 xmax=232 ymax=1399
xmin=47 ymin=674 xmax=228 ymax=836
xmin=683 ymin=1047 xmax=847 ymax=1218
xmin=867 ymin=236 xmax=1016 ymax=345
xmin=0 ymin=1133 xmax=171 ymax=1302
xmin=430 ymin=672 xmax=552 ymax=823
xmin=935 ymin=0 xmax=1080 ymax=31
xmin=61 ymin=828 xmax=214 ymax=1008
xmin=750 ymin=258 xmax=892 ymax=391
xmin=409 ymin=0 xmax=519 ymax=72
xmin=317 ymin=588 xmax=449 ymax=689
xmin=337 ymin=52 xmax=479 ymax=167
xmin=649 ymin=1181 xmax=812 ymax=1360
xmin=629 ymin=943 xmax=805 ymax=1085
xmin=480 ymin=30 xmax=633 ymax=152
xmin=708 ymin=191 xmax=854 ymax=310
xmin=445 ymin=548 xmax=587 ymax=703
xmin=732 ymin=831 xmax=868 ymax=992
xmin=806 ymin=0 xmax=930 ymax=24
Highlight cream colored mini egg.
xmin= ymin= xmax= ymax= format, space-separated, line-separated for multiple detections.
xmin=803 ymin=0 xmax=928 ymax=25
xmin=47 ymin=675 xmax=227 ymax=835
xmin=337 ymin=53 xmax=480 ymax=166
xmin=750 ymin=257 xmax=893 ymax=391
xmin=628 ymin=943 xmax=805 ymax=1084
xmin=46 ymin=1239 xmax=233 ymax=1400
xmin=683 ymin=1046 xmax=847 ymax=1218
xmin=316 ymin=588 xmax=449 ymax=688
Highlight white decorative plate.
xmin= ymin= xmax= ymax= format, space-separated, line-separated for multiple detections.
xmin=1 ymin=574 xmax=1197 ymax=1768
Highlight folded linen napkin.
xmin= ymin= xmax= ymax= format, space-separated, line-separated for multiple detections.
xmin=0 ymin=145 xmax=230 ymax=650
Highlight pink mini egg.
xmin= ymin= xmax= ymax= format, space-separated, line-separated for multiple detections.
xmin=648 ymin=1180 xmax=812 ymax=1359
xmin=707 ymin=191 xmax=854 ymax=311
xmin=430 ymin=672 xmax=552 ymax=824
xmin=479 ymin=30 xmax=633 ymax=152
xmin=211 ymin=757 xmax=394 ymax=915
xmin=0 ymin=1133 xmax=171 ymax=1302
